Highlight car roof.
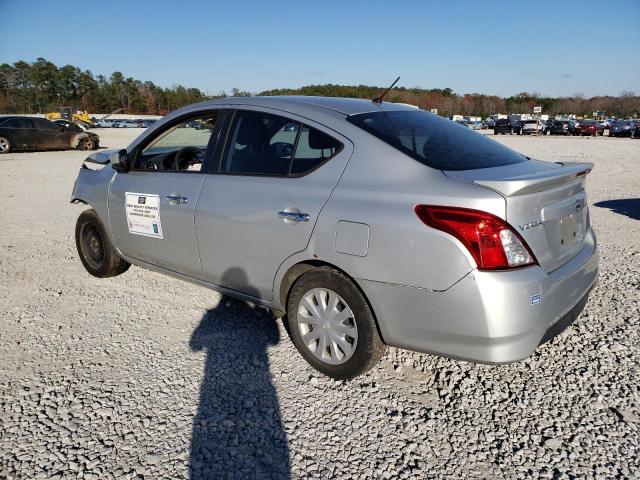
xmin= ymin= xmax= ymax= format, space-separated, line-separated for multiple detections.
xmin=0 ymin=115 xmax=37 ymax=121
xmin=185 ymin=96 xmax=418 ymax=116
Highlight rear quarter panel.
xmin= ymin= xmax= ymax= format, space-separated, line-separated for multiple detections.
xmin=297 ymin=127 xmax=506 ymax=293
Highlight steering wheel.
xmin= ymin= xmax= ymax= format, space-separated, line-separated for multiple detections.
xmin=173 ymin=146 xmax=202 ymax=171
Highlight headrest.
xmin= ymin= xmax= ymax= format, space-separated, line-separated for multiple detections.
xmin=309 ymin=128 xmax=336 ymax=150
xmin=237 ymin=116 xmax=266 ymax=145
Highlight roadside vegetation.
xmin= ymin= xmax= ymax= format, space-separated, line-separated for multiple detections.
xmin=1 ymin=58 xmax=638 ymax=118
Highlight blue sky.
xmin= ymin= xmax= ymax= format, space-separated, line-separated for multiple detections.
xmin=1 ymin=0 xmax=638 ymax=97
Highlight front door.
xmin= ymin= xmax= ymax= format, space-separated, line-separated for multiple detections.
xmin=32 ymin=118 xmax=70 ymax=149
xmin=108 ymin=112 xmax=221 ymax=277
xmin=195 ymin=109 xmax=352 ymax=300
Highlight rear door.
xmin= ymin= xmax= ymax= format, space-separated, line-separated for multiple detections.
xmin=3 ymin=118 xmax=36 ymax=150
xmin=194 ymin=108 xmax=352 ymax=300
xmin=108 ymin=111 xmax=223 ymax=277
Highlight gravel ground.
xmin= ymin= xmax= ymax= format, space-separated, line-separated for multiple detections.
xmin=1 ymin=129 xmax=639 ymax=479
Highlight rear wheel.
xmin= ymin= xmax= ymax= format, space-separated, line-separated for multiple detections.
xmin=285 ymin=267 xmax=386 ymax=380
xmin=75 ymin=209 xmax=130 ymax=278
xmin=0 ymin=136 xmax=11 ymax=153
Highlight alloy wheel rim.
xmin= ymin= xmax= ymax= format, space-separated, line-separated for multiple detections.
xmin=0 ymin=138 xmax=8 ymax=152
xmin=296 ymin=288 xmax=358 ymax=365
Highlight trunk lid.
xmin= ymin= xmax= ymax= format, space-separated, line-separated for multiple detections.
xmin=444 ymin=160 xmax=593 ymax=273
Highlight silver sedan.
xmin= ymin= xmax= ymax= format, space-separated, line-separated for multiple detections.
xmin=71 ymin=97 xmax=598 ymax=379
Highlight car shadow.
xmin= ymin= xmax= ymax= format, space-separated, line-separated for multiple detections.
xmin=189 ymin=268 xmax=290 ymax=479
xmin=593 ymin=198 xmax=640 ymax=221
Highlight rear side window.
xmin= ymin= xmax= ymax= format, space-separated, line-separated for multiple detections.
xmin=347 ymin=110 xmax=527 ymax=171
xmin=223 ymin=111 xmax=342 ymax=176
xmin=290 ymin=126 xmax=341 ymax=175
xmin=3 ymin=118 xmax=32 ymax=128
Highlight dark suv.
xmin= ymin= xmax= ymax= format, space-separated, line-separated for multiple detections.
xmin=493 ymin=118 xmax=521 ymax=135
xmin=549 ymin=120 xmax=577 ymax=136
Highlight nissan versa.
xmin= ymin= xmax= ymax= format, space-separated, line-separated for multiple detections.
xmin=71 ymin=97 xmax=599 ymax=379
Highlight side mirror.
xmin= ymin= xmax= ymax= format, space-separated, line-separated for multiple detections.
xmin=111 ymin=149 xmax=130 ymax=172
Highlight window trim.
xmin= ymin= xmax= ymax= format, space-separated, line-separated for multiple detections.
xmin=215 ymin=109 xmax=344 ymax=178
xmin=130 ymin=109 xmax=226 ymax=174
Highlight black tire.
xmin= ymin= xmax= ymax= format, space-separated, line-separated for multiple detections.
xmin=0 ymin=136 xmax=11 ymax=154
xmin=285 ymin=267 xmax=386 ymax=380
xmin=75 ymin=209 xmax=130 ymax=278
xmin=77 ymin=137 xmax=95 ymax=151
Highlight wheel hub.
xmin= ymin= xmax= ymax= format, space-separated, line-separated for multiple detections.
xmin=296 ymin=288 xmax=358 ymax=365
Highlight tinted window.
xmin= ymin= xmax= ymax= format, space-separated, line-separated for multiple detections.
xmin=348 ymin=110 xmax=527 ymax=171
xmin=33 ymin=119 xmax=59 ymax=130
xmin=223 ymin=111 xmax=297 ymax=175
xmin=4 ymin=118 xmax=32 ymax=128
xmin=290 ymin=126 xmax=341 ymax=175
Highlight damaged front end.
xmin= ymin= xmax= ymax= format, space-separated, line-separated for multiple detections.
xmin=70 ymin=150 xmax=119 ymax=222
xmin=71 ymin=132 xmax=100 ymax=151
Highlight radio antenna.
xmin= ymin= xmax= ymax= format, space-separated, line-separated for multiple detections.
xmin=373 ymin=76 xmax=400 ymax=103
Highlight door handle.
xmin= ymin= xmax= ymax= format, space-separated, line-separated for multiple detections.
xmin=166 ymin=194 xmax=188 ymax=205
xmin=278 ymin=210 xmax=310 ymax=222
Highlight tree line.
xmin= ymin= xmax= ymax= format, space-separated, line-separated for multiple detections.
xmin=1 ymin=58 xmax=638 ymax=118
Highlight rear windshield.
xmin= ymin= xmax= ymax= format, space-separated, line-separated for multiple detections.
xmin=347 ymin=110 xmax=527 ymax=171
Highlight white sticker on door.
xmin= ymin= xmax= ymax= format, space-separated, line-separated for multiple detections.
xmin=125 ymin=193 xmax=163 ymax=238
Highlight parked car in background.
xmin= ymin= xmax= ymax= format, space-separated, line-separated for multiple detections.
xmin=484 ymin=119 xmax=496 ymax=129
xmin=493 ymin=118 xmax=521 ymax=134
xmin=0 ymin=116 xmax=99 ymax=153
xmin=574 ymin=120 xmax=604 ymax=136
xmin=137 ymin=119 xmax=158 ymax=128
xmin=96 ymin=119 xmax=116 ymax=128
xmin=520 ymin=119 xmax=544 ymax=135
xmin=609 ymin=120 xmax=634 ymax=137
xmin=631 ymin=121 xmax=640 ymax=139
xmin=468 ymin=121 xmax=482 ymax=130
xmin=113 ymin=120 xmax=141 ymax=128
xmin=71 ymin=97 xmax=598 ymax=379
xmin=455 ymin=120 xmax=470 ymax=128
xmin=549 ymin=119 xmax=577 ymax=136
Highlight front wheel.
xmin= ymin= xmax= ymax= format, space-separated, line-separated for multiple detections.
xmin=285 ymin=267 xmax=386 ymax=380
xmin=0 ymin=136 xmax=11 ymax=153
xmin=77 ymin=137 xmax=95 ymax=150
xmin=75 ymin=209 xmax=130 ymax=278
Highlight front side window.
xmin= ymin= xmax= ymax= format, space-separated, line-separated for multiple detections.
xmin=33 ymin=119 xmax=60 ymax=130
xmin=223 ymin=111 xmax=342 ymax=176
xmin=348 ymin=110 xmax=527 ymax=171
xmin=136 ymin=113 xmax=219 ymax=172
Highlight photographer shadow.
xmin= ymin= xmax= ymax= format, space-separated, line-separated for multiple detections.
xmin=189 ymin=268 xmax=290 ymax=479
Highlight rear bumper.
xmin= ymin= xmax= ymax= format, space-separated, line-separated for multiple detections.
xmin=359 ymin=228 xmax=599 ymax=364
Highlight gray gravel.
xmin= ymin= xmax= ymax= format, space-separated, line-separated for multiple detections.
xmin=1 ymin=130 xmax=639 ymax=479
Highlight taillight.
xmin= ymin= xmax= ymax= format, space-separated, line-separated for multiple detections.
xmin=414 ymin=205 xmax=537 ymax=270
